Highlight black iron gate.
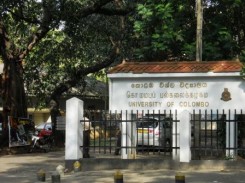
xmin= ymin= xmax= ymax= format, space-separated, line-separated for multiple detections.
xmin=80 ymin=109 xmax=245 ymax=160
xmin=81 ymin=110 xmax=179 ymax=158
xmin=191 ymin=110 xmax=245 ymax=160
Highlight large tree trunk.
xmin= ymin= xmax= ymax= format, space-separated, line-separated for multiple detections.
xmin=2 ymin=60 xmax=27 ymax=119
xmin=0 ymin=20 xmax=28 ymax=147
xmin=1 ymin=58 xmax=27 ymax=146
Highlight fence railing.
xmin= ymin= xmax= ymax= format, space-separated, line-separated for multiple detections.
xmin=80 ymin=110 xmax=179 ymax=157
xmin=191 ymin=109 xmax=245 ymax=160
xmin=79 ymin=109 xmax=245 ymax=160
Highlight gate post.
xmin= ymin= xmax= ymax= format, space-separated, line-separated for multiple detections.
xmin=179 ymin=110 xmax=191 ymax=162
xmin=65 ymin=97 xmax=83 ymax=171
xmin=121 ymin=111 xmax=136 ymax=159
xmin=226 ymin=110 xmax=236 ymax=159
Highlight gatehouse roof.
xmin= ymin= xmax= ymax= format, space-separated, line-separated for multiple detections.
xmin=108 ymin=61 xmax=243 ymax=74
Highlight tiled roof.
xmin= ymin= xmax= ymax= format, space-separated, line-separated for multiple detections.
xmin=108 ymin=61 xmax=243 ymax=74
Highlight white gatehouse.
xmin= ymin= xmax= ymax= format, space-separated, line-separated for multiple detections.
xmin=107 ymin=60 xmax=244 ymax=162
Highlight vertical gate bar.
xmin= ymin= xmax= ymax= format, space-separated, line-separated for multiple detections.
xmin=198 ymin=109 xmax=201 ymax=159
xmin=204 ymin=110 xmax=207 ymax=155
xmin=216 ymin=110 xmax=218 ymax=155
xmin=136 ymin=110 xmax=138 ymax=154
xmin=165 ymin=109 xmax=167 ymax=155
xmin=173 ymin=110 xmax=177 ymax=156
xmin=159 ymin=109 xmax=160 ymax=152
xmin=130 ymin=110 xmax=133 ymax=156
xmin=175 ymin=109 xmax=178 ymax=155
xmin=140 ymin=110 xmax=143 ymax=154
xmin=240 ymin=109 xmax=243 ymax=155
xmin=98 ymin=112 xmax=101 ymax=153
xmin=223 ymin=109 xmax=225 ymax=156
xmin=166 ymin=111 xmax=167 ymax=155
xmin=141 ymin=110 xmax=145 ymax=153
xmin=130 ymin=110 xmax=132 ymax=155
xmin=172 ymin=110 xmax=174 ymax=154
xmin=121 ymin=110 xmax=123 ymax=155
xmin=228 ymin=109 xmax=231 ymax=155
xmin=235 ymin=109 xmax=237 ymax=156
xmin=211 ymin=109 xmax=213 ymax=157
xmin=195 ymin=109 xmax=197 ymax=159
xmin=113 ymin=110 xmax=116 ymax=154
xmin=146 ymin=110 xmax=149 ymax=152
xmin=109 ymin=110 xmax=112 ymax=154
xmin=126 ymin=110 xmax=128 ymax=154
xmin=124 ymin=110 xmax=128 ymax=154
xmin=147 ymin=110 xmax=150 ymax=154
xmin=92 ymin=116 xmax=95 ymax=153
xmin=103 ymin=111 xmax=106 ymax=154
xmin=156 ymin=110 xmax=158 ymax=153
xmin=152 ymin=110 xmax=155 ymax=154
xmin=192 ymin=109 xmax=195 ymax=159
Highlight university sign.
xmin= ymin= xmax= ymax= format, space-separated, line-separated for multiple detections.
xmin=109 ymin=78 xmax=244 ymax=111
xmin=127 ymin=81 xmax=209 ymax=108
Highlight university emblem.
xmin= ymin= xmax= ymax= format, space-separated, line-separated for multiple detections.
xmin=221 ymin=88 xmax=231 ymax=101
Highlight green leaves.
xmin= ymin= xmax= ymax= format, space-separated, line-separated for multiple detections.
xmin=132 ymin=1 xmax=183 ymax=60
xmin=137 ymin=4 xmax=153 ymax=19
xmin=0 ymin=0 xmax=130 ymax=108
xmin=129 ymin=0 xmax=245 ymax=61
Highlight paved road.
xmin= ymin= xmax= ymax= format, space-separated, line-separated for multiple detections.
xmin=1 ymin=150 xmax=245 ymax=183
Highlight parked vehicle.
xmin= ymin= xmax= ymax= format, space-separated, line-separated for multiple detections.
xmin=136 ymin=116 xmax=172 ymax=150
xmin=35 ymin=122 xmax=52 ymax=137
xmin=30 ymin=122 xmax=53 ymax=152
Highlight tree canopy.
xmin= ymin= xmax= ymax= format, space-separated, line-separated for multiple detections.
xmin=128 ymin=0 xmax=245 ymax=61
xmin=0 ymin=0 xmax=245 ymax=146
xmin=0 ymin=0 xmax=132 ymax=145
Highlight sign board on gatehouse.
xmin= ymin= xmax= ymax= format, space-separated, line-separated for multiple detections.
xmin=108 ymin=61 xmax=244 ymax=112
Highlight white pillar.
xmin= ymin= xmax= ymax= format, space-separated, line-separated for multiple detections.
xmin=226 ymin=111 xmax=236 ymax=158
xmin=121 ymin=112 xmax=128 ymax=159
xmin=172 ymin=113 xmax=179 ymax=160
xmin=65 ymin=97 xmax=83 ymax=161
xmin=121 ymin=118 xmax=127 ymax=159
xmin=121 ymin=111 xmax=136 ymax=159
xmin=131 ymin=118 xmax=137 ymax=159
xmin=179 ymin=110 xmax=191 ymax=162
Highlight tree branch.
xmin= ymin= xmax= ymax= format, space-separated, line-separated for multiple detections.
xmin=64 ymin=0 xmax=131 ymax=19
xmin=50 ymin=45 xmax=120 ymax=99
xmin=9 ymin=9 xmax=41 ymax=25
xmin=19 ymin=0 xmax=54 ymax=60
xmin=0 ymin=21 xmax=13 ymax=61
xmin=96 ymin=7 xmax=133 ymax=16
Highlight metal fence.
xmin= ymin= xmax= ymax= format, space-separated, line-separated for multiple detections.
xmin=80 ymin=109 xmax=245 ymax=160
xmin=191 ymin=109 xmax=245 ymax=160
xmin=81 ymin=110 xmax=179 ymax=158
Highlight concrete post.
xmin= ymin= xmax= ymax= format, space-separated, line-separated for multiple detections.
xmin=121 ymin=111 xmax=136 ymax=159
xmin=179 ymin=110 xmax=191 ymax=162
xmin=226 ymin=110 xmax=236 ymax=159
xmin=175 ymin=172 xmax=185 ymax=183
xmin=121 ymin=112 xmax=129 ymax=159
xmin=65 ymin=97 xmax=83 ymax=171
xmin=37 ymin=169 xmax=45 ymax=182
xmin=114 ymin=170 xmax=123 ymax=183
